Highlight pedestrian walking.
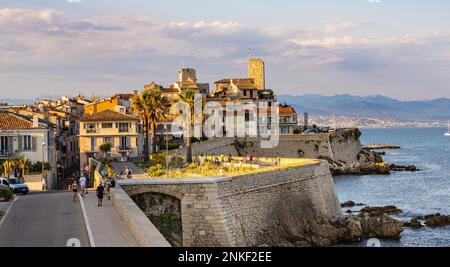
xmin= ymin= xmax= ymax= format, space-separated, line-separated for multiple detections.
xmin=96 ymin=183 xmax=105 ymax=207
xmin=85 ymin=176 xmax=90 ymax=194
xmin=42 ymin=177 xmax=47 ymax=191
xmin=105 ymin=179 xmax=111 ymax=200
xmin=125 ymin=166 xmax=133 ymax=179
xmin=69 ymin=180 xmax=78 ymax=202
xmin=79 ymin=175 xmax=87 ymax=198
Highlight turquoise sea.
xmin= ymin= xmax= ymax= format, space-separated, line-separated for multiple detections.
xmin=335 ymin=127 xmax=450 ymax=247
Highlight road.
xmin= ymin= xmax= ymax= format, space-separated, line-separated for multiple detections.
xmin=0 ymin=191 xmax=90 ymax=247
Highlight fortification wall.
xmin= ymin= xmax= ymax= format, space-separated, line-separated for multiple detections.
xmin=170 ymin=129 xmax=363 ymax=164
xmin=120 ymin=161 xmax=343 ymax=247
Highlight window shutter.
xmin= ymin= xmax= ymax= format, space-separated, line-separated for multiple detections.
xmin=7 ymin=137 xmax=13 ymax=154
xmin=18 ymin=136 xmax=23 ymax=152
xmin=32 ymin=136 xmax=37 ymax=152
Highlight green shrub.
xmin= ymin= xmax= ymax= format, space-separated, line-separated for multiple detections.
xmin=169 ymin=156 xmax=185 ymax=169
xmin=0 ymin=188 xmax=13 ymax=202
xmin=151 ymin=153 xmax=167 ymax=166
xmin=147 ymin=164 xmax=166 ymax=177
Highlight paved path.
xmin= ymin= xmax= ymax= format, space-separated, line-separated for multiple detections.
xmin=0 ymin=192 xmax=90 ymax=247
xmin=80 ymin=190 xmax=138 ymax=247
xmin=110 ymin=161 xmax=149 ymax=179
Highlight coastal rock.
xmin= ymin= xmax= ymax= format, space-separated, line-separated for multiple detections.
xmin=355 ymin=213 xmax=404 ymax=239
xmin=360 ymin=206 xmax=402 ymax=217
xmin=423 ymin=214 xmax=450 ymax=228
xmin=389 ymin=164 xmax=419 ymax=172
xmin=404 ymin=218 xmax=423 ymax=229
xmin=341 ymin=201 xmax=356 ymax=208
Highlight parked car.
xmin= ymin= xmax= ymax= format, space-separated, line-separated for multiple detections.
xmin=7 ymin=178 xmax=29 ymax=195
xmin=0 ymin=178 xmax=11 ymax=191
xmin=304 ymin=128 xmax=319 ymax=134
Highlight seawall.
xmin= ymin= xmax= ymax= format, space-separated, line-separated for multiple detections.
xmin=171 ymin=129 xmax=363 ymax=166
xmin=119 ymin=160 xmax=343 ymax=247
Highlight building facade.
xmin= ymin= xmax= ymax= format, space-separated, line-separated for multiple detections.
xmin=78 ymin=110 xmax=143 ymax=169
xmin=0 ymin=111 xmax=58 ymax=189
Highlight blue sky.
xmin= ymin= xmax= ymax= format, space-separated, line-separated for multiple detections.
xmin=1 ymin=0 xmax=450 ymax=100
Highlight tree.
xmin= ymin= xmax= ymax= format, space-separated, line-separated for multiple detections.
xmin=178 ymin=90 xmax=198 ymax=163
xmin=2 ymin=159 xmax=16 ymax=177
xmin=18 ymin=157 xmax=28 ymax=178
xmin=99 ymin=142 xmax=112 ymax=158
xmin=132 ymin=93 xmax=150 ymax=160
xmin=133 ymin=87 xmax=169 ymax=159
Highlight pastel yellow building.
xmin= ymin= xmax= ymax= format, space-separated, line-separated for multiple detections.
xmin=84 ymin=94 xmax=135 ymax=115
xmin=78 ymin=110 xmax=143 ymax=169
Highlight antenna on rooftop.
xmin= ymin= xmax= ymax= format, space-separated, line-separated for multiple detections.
xmin=248 ymin=48 xmax=252 ymax=58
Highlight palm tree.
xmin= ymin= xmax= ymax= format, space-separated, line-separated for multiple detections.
xmin=99 ymin=142 xmax=112 ymax=158
xmin=18 ymin=157 xmax=28 ymax=179
xmin=178 ymin=90 xmax=199 ymax=163
xmin=133 ymin=86 xmax=169 ymax=160
xmin=132 ymin=92 xmax=150 ymax=160
xmin=2 ymin=159 xmax=16 ymax=178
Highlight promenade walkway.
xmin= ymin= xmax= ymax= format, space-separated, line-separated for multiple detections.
xmin=80 ymin=190 xmax=138 ymax=247
xmin=110 ymin=161 xmax=149 ymax=179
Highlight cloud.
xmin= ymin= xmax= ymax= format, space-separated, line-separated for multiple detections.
xmin=0 ymin=8 xmax=450 ymax=99
xmin=321 ymin=20 xmax=371 ymax=33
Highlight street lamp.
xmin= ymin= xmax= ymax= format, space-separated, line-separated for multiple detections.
xmin=41 ymin=142 xmax=46 ymax=180
xmin=165 ymin=124 xmax=169 ymax=174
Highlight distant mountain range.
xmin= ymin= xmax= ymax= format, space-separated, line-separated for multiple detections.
xmin=277 ymin=94 xmax=450 ymax=121
xmin=0 ymin=98 xmax=35 ymax=105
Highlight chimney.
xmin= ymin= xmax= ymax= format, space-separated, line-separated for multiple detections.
xmin=32 ymin=115 xmax=39 ymax=128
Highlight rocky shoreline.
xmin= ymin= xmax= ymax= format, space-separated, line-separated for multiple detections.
xmin=327 ymin=148 xmax=420 ymax=176
xmin=333 ymin=201 xmax=450 ymax=246
xmin=404 ymin=214 xmax=450 ymax=229
xmin=292 ymin=205 xmax=405 ymax=247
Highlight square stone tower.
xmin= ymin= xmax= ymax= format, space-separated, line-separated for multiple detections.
xmin=179 ymin=68 xmax=197 ymax=83
xmin=248 ymin=58 xmax=265 ymax=90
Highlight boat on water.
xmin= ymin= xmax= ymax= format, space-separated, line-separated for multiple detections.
xmin=445 ymin=121 xmax=450 ymax=136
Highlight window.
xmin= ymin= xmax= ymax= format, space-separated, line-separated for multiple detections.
xmin=118 ymin=122 xmax=129 ymax=133
xmin=23 ymin=135 xmax=32 ymax=151
xmin=102 ymin=123 xmax=113 ymax=129
xmin=86 ymin=123 xmax=97 ymax=134
xmin=103 ymin=137 xmax=114 ymax=146
xmin=90 ymin=137 xmax=96 ymax=151
xmin=119 ymin=137 xmax=128 ymax=150
xmin=0 ymin=136 xmax=9 ymax=156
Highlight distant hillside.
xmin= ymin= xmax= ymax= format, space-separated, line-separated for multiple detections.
xmin=0 ymin=98 xmax=35 ymax=105
xmin=277 ymin=94 xmax=450 ymax=120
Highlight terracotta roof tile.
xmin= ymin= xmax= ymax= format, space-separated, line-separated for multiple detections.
xmin=0 ymin=112 xmax=42 ymax=130
xmin=79 ymin=109 xmax=138 ymax=122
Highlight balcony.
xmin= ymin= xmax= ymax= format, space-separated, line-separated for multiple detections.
xmin=116 ymin=146 xmax=132 ymax=152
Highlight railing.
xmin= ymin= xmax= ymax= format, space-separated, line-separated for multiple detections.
xmin=116 ymin=146 xmax=132 ymax=151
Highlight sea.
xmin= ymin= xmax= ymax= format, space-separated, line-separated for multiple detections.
xmin=334 ymin=127 xmax=450 ymax=247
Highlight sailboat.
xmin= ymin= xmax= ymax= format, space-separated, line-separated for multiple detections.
xmin=445 ymin=121 xmax=450 ymax=136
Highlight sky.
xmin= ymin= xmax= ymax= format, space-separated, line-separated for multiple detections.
xmin=1 ymin=0 xmax=450 ymax=100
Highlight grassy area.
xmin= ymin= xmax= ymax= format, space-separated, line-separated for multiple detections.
xmin=147 ymin=159 xmax=321 ymax=179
